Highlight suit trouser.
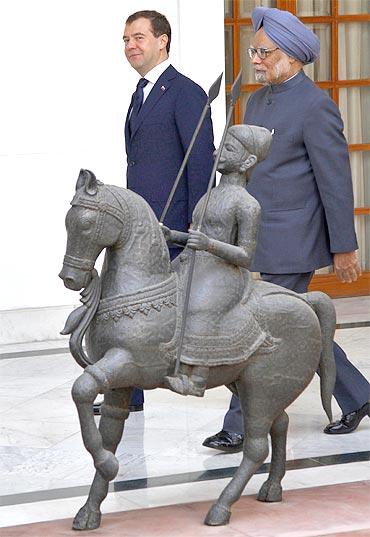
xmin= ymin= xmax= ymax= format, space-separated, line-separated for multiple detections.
xmin=130 ymin=246 xmax=181 ymax=408
xmin=223 ymin=272 xmax=370 ymax=434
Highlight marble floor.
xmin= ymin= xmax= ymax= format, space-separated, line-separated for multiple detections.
xmin=0 ymin=297 xmax=369 ymax=535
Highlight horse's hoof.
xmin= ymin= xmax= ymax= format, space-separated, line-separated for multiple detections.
xmin=72 ymin=503 xmax=101 ymax=530
xmin=95 ymin=449 xmax=119 ymax=481
xmin=204 ymin=503 xmax=231 ymax=526
xmin=257 ymin=479 xmax=282 ymax=502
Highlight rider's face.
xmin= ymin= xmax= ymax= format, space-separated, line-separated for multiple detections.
xmin=217 ymin=135 xmax=247 ymax=174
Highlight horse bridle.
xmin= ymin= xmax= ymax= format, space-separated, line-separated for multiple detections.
xmin=63 ymin=186 xmax=131 ymax=272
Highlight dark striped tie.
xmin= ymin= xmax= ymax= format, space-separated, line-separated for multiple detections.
xmin=129 ymin=78 xmax=149 ymax=135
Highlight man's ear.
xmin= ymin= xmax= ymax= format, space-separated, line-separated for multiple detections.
xmin=289 ymin=57 xmax=303 ymax=67
xmin=241 ymin=154 xmax=257 ymax=172
xmin=159 ymin=34 xmax=168 ymax=51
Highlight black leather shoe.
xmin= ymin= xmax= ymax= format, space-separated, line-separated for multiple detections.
xmin=93 ymin=402 xmax=102 ymax=415
xmin=202 ymin=430 xmax=244 ymax=453
xmin=324 ymin=402 xmax=370 ymax=434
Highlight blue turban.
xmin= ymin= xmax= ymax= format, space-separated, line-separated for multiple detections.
xmin=252 ymin=7 xmax=320 ymax=65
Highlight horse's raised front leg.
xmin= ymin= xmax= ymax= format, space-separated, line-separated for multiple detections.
xmin=72 ymin=347 xmax=136 ymax=482
xmin=258 ymin=410 xmax=288 ymax=503
xmin=73 ymin=387 xmax=132 ymax=531
xmin=205 ymin=381 xmax=270 ymax=526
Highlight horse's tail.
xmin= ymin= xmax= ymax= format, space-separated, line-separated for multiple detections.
xmin=305 ymin=291 xmax=336 ymax=422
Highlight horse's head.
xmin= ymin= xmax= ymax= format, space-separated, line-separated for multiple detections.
xmin=59 ymin=169 xmax=130 ymax=291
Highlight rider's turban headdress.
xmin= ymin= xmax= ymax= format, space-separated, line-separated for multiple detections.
xmin=229 ymin=125 xmax=272 ymax=163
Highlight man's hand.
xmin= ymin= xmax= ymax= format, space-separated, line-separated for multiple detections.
xmin=333 ymin=251 xmax=361 ymax=283
xmin=187 ymin=230 xmax=210 ymax=251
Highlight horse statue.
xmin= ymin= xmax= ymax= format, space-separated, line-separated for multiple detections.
xmin=59 ymin=160 xmax=336 ymax=531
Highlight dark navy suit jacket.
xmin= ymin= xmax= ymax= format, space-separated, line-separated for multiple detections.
xmin=125 ymin=65 xmax=215 ymax=234
xmin=244 ymin=70 xmax=358 ymax=274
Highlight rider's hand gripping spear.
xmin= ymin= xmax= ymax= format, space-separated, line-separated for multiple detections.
xmin=168 ymin=71 xmax=243 ymax=379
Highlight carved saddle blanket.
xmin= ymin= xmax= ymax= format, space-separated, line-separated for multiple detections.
xmin=160 ymin=251 xmax=276 ymax=367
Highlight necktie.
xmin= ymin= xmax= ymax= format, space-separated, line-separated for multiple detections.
xmin=129 ymin=78 xmax=148 ymax=135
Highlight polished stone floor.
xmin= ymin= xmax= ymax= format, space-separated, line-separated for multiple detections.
xmin=0 ymin=297 xmax=369 ymax=535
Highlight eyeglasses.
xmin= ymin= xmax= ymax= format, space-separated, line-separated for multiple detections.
xmin=247 ymin=47 xmax=279 ymax=60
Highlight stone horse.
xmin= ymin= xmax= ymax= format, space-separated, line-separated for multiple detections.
xmin=59 ymin=169 xmax=336 ymax=531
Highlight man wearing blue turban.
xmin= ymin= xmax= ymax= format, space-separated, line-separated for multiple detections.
xmin=203 ymin=7 xmax=369 ymax=451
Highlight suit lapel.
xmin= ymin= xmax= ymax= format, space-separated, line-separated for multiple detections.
xmin=130 ymin=65 xmax=178 ymax=140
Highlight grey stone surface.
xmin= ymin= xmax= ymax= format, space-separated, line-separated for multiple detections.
xmin=59 ymin=126 xmax=336 ymax=530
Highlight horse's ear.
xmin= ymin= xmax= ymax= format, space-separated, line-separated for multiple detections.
xmin=84 ymin=170 xmax=98 ymax=196
xmin=76 ymin=169 xmax=87 ymax=190
xmin=75 ymin=169 xmax=98 ymax=195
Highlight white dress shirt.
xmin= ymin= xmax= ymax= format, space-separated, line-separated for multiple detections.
xmin=142 ymin=58 xmax=171 ymax=103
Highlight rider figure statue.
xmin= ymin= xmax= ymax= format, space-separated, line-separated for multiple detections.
xmin=162 ymin=124 xmax=272 ymax=396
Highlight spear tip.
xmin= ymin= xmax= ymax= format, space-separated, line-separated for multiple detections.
xmin=208 ymin=72 xmax=223 ymax=104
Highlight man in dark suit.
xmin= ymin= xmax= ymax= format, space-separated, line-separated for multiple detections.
xmin=122 ymin=10 xmax=215 ymax=412
xmin=203 ymin=7 xmax=369 ymax=449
